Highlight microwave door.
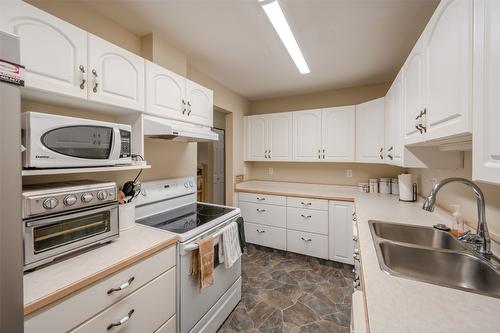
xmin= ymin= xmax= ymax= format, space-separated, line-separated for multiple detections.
xmin=108 ymin=127 xmax=121 ymax=161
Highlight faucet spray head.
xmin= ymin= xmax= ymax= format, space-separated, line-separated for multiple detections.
xmin=422 ymin=195 xmax=436 ymax=212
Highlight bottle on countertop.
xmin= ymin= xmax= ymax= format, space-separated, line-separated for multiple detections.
xmin=450 ymin=204 xmax=464 ymax=237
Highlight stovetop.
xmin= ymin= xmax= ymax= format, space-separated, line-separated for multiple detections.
xmin=136 ymin=202 xmax=236 ymax=235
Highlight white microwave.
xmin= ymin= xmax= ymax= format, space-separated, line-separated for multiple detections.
xmin=22 ymin=112 xmax=132 ymax=168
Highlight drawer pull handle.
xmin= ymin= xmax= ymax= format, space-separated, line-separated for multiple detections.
xmin=107 ymin=277 xmax=135 ymax=295
xmin=300 ymin=214 xmax=312 ymax=219
xmin=256 ymin=208 xmax=266 ymax=213
xmin=353 ymin=254 xmax=360 ymax=261
xmin=107 ymin=309 xmax=135 ymax=330
xmin=353 ymin=236 xmax=358 ymax=241
xmin=300 ymin=202 xmax=312 ymax=206
xmin=352 ymin=212 xmax=356 ymax=217
xmin=256 ymin=197 xmax=266 ymax=201
xmin=256 ymin=229 xmax=266 ymax=233
xmin=301 ymin=237 xmax=312 ymax=242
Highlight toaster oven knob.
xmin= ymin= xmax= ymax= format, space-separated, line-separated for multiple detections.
xmin=81 ymin=193 xmax=94 ymax=203
xmin=63 ymin=194 xmax=78 ymax=206
xmin=97 ymin=191 xmax=108 ymax=200
xmin=43 ymin=197 xmax=59 ymax=210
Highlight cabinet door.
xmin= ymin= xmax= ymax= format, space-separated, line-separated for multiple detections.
xmin=385 ymin=74 xmax=403 ymax=166
xmin=245 ymin=115 xmax=267 ymax=161
xmin=293 ymin=110 xmax=322 ymax=161
xmin=186 ymin=79 xmax=213 ymax=127
xmin=2 ymin=0 xmax=87 ymax=99
xmin=356 ymin=98 xmax=385 ymax=163
xmin=403 ymin=40 xmax=425 ymax=144
xmin=268 ymin=112 xmax=293 ymax=161
xmin=473 ymin=0 xmax=500 ymax=184
xmin=88 ymin=34 xmax=145 ymax=111
xmin=329 ymin=201 xmax=355 ymax=265
xmin=322 ymin=106 xmax=355 ymax=162
xmin=424 ymin=0 xmax=472 ymax=140
xmin=145 ymin=60 xmax=186 ymax=121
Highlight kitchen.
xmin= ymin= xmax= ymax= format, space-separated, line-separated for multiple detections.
xmin=1 ymin=0 xmax=500 ymax=332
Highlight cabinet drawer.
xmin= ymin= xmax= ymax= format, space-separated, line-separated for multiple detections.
xmin=286 ymin=197 xmax=328 ymax=211
xmin=244 ymin=222 xmax=286 ymax=251
xmin=286 ymin=207 xmax=328 ymax=235
xmin=155 ymin=315 xmax=176 ymax=333
xmin=25 ymin=246 xmax=176 ymax=333
xmin=71 ymin=267 xmax=176 ymax=333
xmin=239 ymin=201 xmax=286 ymax=228
xmin=286 ymin=230 xmax=328 ymax=259
xmin=238 ymin=192 xmax=286 ymax=206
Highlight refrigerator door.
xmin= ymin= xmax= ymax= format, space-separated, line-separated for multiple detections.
xmin=0 ymin=30 xmax=23 ymax=333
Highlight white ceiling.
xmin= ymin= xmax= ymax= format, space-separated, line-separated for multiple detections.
xmin=78 ymin=0 xmax=438 ymax=100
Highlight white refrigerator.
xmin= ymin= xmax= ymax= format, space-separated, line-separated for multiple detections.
xmin=0 ymin=30 xmax=24 ymax=332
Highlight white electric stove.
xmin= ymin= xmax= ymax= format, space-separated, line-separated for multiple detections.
xmin=135 ymin=177 xmax=242 ymax=333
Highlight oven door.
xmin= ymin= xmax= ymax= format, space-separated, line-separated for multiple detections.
xmin=23 ymin=204 xmax=119 ymax=270
xmin=179 ymin=226 xmax=241 ymax=333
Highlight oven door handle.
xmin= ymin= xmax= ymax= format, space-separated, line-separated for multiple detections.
xmin=25 ymin=203 xmax=118 ymax=228
xmin=180 ymin=229 xmax=224 ymax=257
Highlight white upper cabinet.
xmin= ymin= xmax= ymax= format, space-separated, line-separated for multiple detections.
xmin=293 ymin=110 xmax=322 ymax=161
xmin=424 ymin=0 xmax=472 ymax=141
xmin=267 ymin=113 xmax=293 ymax=161
xmin=88 ymin=34 xmax=145 ymax=111
xmin=145 ymin=60 xmax=186 ymax=121
xmin=186 ymin=79 xmax=213 ymax=127
xmin=403 ymin=38 xmax=425 ymax=145
xmin=2 ymin=0 xmax=88 ymax=99
xmin=356 ymin=98 xmax=385 ymax=163
xmin=385 ymin=74 xmax=403 ymax=166
xmin=473 ymin=0 xmax=500 ymax=185
xmin=322 ymin=106 xmax=355 ymax=162
xmin=245 ymin=115 xmax=267 ymax=161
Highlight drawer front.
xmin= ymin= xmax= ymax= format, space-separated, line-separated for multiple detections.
xmin=244 ymin=222 xmax=286 ymax=251
xmin=25 ymin=246 xmax=176 ymax=333
xmin=154 ymin=315 xmax=176 ymax=333
xmin=286 ymin=196 xmax=328 ymax=211
xmin=286 ymin=207 xmax=328 ymax=235
xmin=239 ymin=201 xmax=286 ymax=228
xmin=286 ymin=230 xmax=328 ymax=259
xmin=238 ymin=192 xmax=286 ymax=206
xmin=71 ymin=267 xmax=176 ymax=333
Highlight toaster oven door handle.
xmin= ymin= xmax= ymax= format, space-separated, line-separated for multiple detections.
xmin=25 ymin=204 xmax=118 ymax=227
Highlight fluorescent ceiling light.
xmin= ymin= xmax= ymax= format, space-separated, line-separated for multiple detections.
xmin=261 ymin=0 xmax=310 ymax=74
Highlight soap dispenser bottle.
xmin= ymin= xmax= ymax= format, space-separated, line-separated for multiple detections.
xmin=450 ymin=204 xmax=464 ymax=237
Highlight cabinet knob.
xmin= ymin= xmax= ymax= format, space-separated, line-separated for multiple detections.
xmin=301 ymin=237 xmax=312 ymax=242
xmin=256 ymin=229 xmax=266 ymax=233
xmin=79 ymin=65 xmax=86 ymax=90
xmin=256 ymin=208 xmax=266 ymax=213
xmin=379 ymin=147 xmax=384 ymax=159
xmin=107 ymin=277 xmax=135 ymax=295
xmin=301 ymin=201 xmax=312 ymax=206
xmin=300 ymin=214 xmax=312 ymax=219
xmin=106 ymin=309 xmax=135 ymax=330
xmin=92 ymin=69 xmax=99 ymax=93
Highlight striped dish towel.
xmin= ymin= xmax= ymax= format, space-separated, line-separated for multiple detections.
xmin=218 ymin=222 xmax=241 ymax=269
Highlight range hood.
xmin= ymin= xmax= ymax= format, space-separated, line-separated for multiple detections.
xmin=143 ymin=115 xmax=218 ymax=142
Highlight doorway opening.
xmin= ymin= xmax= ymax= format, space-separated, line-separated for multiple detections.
xmin=197 ymin=109 xmax=227 ymax=205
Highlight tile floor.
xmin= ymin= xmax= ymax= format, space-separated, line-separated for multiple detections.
xmin=218 ymin=244 xmax=354 ymax=333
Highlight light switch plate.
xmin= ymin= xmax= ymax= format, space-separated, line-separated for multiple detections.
xmin=347 ymin=169 xmax=353 ymax=178
xmin=268 ymin=168 xmax=274 ymax=175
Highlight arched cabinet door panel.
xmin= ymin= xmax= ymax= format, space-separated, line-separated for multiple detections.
xmin=186 ymin=79 xmax=213 ymax=127
xmin=88 ymin=34 xmax=144 ymax=111
xmin=2 ymin=0 xmax=87 ymax=99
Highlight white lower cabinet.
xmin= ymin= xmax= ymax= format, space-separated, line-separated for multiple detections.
xmin=286 ymin=207 xmax=328 ymax=235
xmin=329 ymin=201 xmax=355 ymax=264
xmin=24 ymin=246 xmax=176 ymax=333
xmin=238 ymin=201 xmax=286 ymax=228
xmin=244 ymin=222 xmax=287 ymax=251
xmin=286 ymin=230 xmax=329 ymax=259
xmin=154 ymin=315 xmax=176 ymax=333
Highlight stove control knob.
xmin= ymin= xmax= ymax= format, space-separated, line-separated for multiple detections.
xmin=42 ymin=197 xmax=58 ymax=210
xmin=97 ymin=191 xmax=108 ymax=200
xmin=184 ymin=182 xmax=189 ymax=188
xmin=63 ymin=195 xmax=77 ymax=206
xmin=81 ymin=193 xmax=94 ymax=203
xmin=189 ymin=181 xmax=194 ymax=188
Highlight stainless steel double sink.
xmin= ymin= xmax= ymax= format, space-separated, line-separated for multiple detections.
xmin=369 ymin=221 xmax=500 ymax=298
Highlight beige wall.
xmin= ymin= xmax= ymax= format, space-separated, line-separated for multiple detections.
xmin=141 ymin=33 xmax=187 ymax=77
xmin=410 ymin=152 xmax=500 ymax=242
xmin=250 ymin=82 xmax=390 ymax=114
xmin=246 ymin=82 xmax=402 ymax=186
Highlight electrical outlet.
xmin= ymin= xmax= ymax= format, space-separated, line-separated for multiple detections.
xmin=347 ymin=169 xmax=353 ymax=178
xmin=268 ymin=168 xmax=274 ymax=175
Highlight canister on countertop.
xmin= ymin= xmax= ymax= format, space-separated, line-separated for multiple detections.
xmin=391 ymin=178 xmax=399 ymax=195
xmin=379 ymin=178 xmax=392 ymax=194
xmin=369 ymin=179 xmax=379 ymax=193
xmin=357 ymin=182 xmax=369 ymax=193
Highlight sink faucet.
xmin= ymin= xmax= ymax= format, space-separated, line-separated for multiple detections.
xmin=422 ymin=177 xmax=491 ymax=258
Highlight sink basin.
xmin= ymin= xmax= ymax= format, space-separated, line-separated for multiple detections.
xmin=370 ymin=221 xmax=468 ymax=251
xmin=378 ymin=241 xmax=500 ymax=298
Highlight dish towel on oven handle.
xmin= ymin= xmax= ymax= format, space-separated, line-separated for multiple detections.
xmin=218 ymin=221 xmax=242 ymax=269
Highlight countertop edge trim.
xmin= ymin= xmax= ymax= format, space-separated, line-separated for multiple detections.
xmin=24 ymin=236 xmax=177 ymax=316
xmin=234 ymin=188 xmax=355 ymax=202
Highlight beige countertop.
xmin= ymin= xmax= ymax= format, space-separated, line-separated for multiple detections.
xmin=235 ymin=180 xmax=500 ymax=333
xmin=24 ymin=224 xmax=177 ymax=315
